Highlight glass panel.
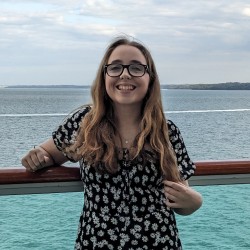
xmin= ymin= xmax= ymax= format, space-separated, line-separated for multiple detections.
xmin=0 ymin=192 xmax=83 ymax=250
xmin=176 ymin=184 xmax=250 ymax=250
xmin=1 ymin=185 xmax=249 ymax=249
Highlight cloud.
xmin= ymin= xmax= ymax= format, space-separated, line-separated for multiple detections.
xmin=242 ymin=7 xmax=250 ymax=16
xmin=0 ymin=0 xmax=250 ymax=85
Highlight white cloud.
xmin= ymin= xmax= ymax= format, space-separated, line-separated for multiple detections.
xmin=242 ymin=7 xmax=250 ymax=16
xmin=0 ymin=0 xmax=250 ymax=85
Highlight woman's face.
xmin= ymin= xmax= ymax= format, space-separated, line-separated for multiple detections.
xmin=105 ymin=45 xmax=150 ymax=108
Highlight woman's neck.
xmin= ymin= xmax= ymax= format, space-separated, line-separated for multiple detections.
xmin=114 ymin=104 xmax=141 ymax=127
xmin=113 ymin=104 xmax=142 ymax=148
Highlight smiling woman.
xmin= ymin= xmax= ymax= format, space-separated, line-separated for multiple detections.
xmin=20 ymin=35 xmax=202 ymax=249
xmin=104 ymin=44 xmax=150 ymax=109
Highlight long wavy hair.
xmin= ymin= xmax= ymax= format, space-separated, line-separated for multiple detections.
xmin=67 ymin=36 xmax=181 ymax=182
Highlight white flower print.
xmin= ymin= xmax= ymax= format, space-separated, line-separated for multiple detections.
xmin=95 ymin=195 xmax=100 ymax=202
xmin=111 ymin=217 xmax=118 ymax=225
xmin=54 ymin=108 xmax=195 ymax=250
xmin=152 ymin=223 xmax=158 ymax=231
xmin=142 ymin=197 xmax=147 ymax=205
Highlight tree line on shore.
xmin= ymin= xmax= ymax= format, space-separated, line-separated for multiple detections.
xmin=164 ymin=82 xmax=250 ymax=90
xmin=4 ymin=82 xmax=250 ymax=90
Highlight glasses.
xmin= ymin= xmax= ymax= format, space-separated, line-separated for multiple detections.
xmin=104 ymin=64 xmax=149 ymax=77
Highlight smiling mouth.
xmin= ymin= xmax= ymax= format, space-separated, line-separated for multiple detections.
xmin=116 ymin=84 xmax=136 ymax=90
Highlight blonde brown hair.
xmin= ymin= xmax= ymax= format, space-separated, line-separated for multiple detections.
xmin=68 ymin=36 xmax=181 ymax=181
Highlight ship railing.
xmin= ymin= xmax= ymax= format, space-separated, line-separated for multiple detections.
xmin=0 ymin=160 xmax=250 ymax=195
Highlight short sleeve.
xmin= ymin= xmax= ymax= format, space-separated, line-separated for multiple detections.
xmin=167 ymin=120 xmax=196 ymax=180
xmin=52 ymin=105 xmax=91 ymax=162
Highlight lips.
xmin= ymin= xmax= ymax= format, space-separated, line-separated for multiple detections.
xmin=116 ymin=84 xmax=136 ymax=90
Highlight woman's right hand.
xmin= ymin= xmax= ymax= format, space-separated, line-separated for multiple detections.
xmin=21 ymin=145 xmax=54 ymax=172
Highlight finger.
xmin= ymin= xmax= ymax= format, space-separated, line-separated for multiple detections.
xmin=22 ymin=158 xmax=34 ymax=172
xmin=30 ymin=152 xmax=41 ymax=167
xmin=164 ymin=186 xmax=179 ymax=197
xmin=33 ymin=148 xmax=46 ymax=163
xmin=165 ymin=199 xmax=180 ymax=208
xmin=21 ymin=148 xmax=44 ymax=171
xmin=26 ymin=156 xmax=39 ymax=172
xmin=164 ymin=191 xmax=177 ymax=202
xmin=32 ymin=148 xmax=48 ymax=165
xmin=163 ymin=180 xmax=180 ymax=188
xmin=163 ymin=181 xmax=186 ymax=192
xmin=162 ymin=180 xmax=174 ymax=186
xmin=44 ymin=155 xmax=51 ymax=164
xmin=21 ymin=157 xmax=30 ymax=169
xmin=23 ymin=150 xmax=42 ymax=171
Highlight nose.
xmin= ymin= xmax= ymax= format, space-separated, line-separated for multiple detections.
xmin=120 ymin=67 xmax=131 ymax=79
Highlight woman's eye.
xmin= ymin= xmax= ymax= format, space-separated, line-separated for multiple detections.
xmin=131 ymin=65 xmax=143 ymax=72
xmin=109 ymin=65 xmax=121 ymax=71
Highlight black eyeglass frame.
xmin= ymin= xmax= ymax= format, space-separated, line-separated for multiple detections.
xmin=104 ymin=64 xmax=149 ymax=77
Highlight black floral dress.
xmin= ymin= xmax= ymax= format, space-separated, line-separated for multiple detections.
xmin=52 ymin=106 xmax=196 ymax=250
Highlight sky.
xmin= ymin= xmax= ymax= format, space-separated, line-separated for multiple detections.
xmin=1 ymin=0 xmax=250 ymax=86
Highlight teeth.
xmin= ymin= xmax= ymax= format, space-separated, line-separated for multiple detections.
xmin=117 ymin=85 xmax=135 ymax=90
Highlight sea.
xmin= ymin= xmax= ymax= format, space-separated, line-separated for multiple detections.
xmin=0 ymin=87 xmax=249 ymax=250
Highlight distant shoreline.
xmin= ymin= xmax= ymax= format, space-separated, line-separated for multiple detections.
xmin=3 ymin=85 xmax=90 ymax=89
xmin=166 ymin=82 xmax=250 ymax=90
xmin=2 ymin=82 xmax=250 ymax=90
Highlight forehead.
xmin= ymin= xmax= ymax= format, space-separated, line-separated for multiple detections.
xmin=108 ymin=45 xmax=147 ymax=64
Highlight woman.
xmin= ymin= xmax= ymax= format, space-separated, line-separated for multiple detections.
xmin=22 ymin=36 xmax=202 ymax=249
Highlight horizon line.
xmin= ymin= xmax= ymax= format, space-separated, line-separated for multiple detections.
xmin=1 ymin=109 xmax=250 ymax=117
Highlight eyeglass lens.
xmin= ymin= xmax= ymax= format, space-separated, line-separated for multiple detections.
xmin=107 ymin=64 xmax=146 ymax=77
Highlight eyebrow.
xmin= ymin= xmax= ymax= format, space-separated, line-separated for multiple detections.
xmin=109 ymin=59 xmax=144 ymax=64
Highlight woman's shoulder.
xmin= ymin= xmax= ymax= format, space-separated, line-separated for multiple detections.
xmin=166 ymin=119 xmax=184 ymax=143
xmin=53 ymin=104 xmax=91 ymax=136
xmin=61 ymin=105 xmax=91 ymax=125
xmin=52 ymin=105 xmax=91 ymax=159
xmin=68 ymin=104 xmax=91 ymax=120
xmin=167 ymin=119 xmax=179 ymax=133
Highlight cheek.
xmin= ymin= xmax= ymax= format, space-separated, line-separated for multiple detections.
xmin=105 ymin=75 xmax=115 ymax=87
xmin=142 ymin=78 xmax=150 ymax=92
xmin=104 ymin=76 xmax=116 ymax=96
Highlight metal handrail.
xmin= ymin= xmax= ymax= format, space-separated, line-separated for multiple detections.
xmin=1 ymin=160 xmax=250 ymax=195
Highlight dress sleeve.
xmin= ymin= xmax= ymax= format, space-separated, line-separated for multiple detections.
xmin=167 ymin=120 xmax=196 ymax=180
xmin=52 ymin=105 xmax=91 ymax=162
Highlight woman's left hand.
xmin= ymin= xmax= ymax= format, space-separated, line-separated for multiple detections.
xmin=163 ymin=180 xmax=203 ymax=215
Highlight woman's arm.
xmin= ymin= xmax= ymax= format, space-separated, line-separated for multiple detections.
xmin=21 ymin=138 xmax=68 ymax=172
xmin=163 ymin=180 xmax=203 ymax=216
